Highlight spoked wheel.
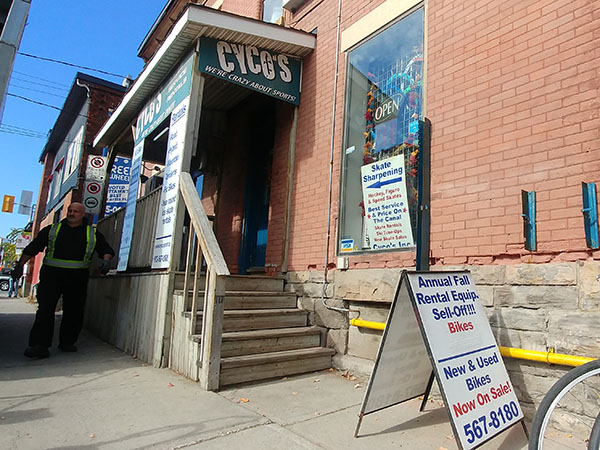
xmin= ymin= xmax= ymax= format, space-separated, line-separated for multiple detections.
xmin=588 ymin=412 xmax=600 ymax=450
xmin=529 ymin=359 xmax=600 ymax=449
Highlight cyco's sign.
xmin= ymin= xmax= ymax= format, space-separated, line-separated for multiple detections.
xmin=134 ymin=53 xmax=194 ymax=144
xmin=198 ymin=37 xmax=302 ymax=105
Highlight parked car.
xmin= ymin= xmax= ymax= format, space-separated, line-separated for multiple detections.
xmin=0 ymin=267 xmax=12 ymax=292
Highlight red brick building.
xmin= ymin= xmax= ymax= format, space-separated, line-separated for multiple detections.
xmin=28 ymin=73 xmax=125 ymax=288
xmin=90 ymin=0 xmax=599 ymax=422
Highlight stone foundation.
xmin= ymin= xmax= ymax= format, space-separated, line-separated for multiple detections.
xmin=286 ymin=261 xmax=600 ymax=422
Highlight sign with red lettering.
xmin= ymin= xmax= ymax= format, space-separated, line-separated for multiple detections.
xmin=356 ymin=270 xmax=523 ymax=449
xmin=407 ymin=271 xmax=523 ymax=449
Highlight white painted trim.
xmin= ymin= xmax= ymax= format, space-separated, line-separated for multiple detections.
xmin=341 ymin=0 xmax=421 ymax=52
xmin=94 ymin=5 xmax=315 ymax=148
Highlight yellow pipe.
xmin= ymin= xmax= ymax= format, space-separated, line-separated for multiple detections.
xmin=350 ymin=318 xmax=597 ymax=367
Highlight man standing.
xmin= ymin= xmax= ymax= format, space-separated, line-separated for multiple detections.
xmin=12 ymin=203 xmax=114 ymax=358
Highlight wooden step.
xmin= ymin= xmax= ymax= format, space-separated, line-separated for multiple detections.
xmin=183 ymin=291 xmax=297 ymax=310
xmin=193 ymin=309 xmax=308 ymax=333
xmin=224 ymin=275 xmax=285 ymax=292
xmin=219 ymin=326 xmax=324 ymax=357
xmin=174 ymin=274 xmax=285 ymax=293
xmin=219 ymin=347 xmax=335 ymax=386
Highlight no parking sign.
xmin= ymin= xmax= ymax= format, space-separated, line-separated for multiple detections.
xmin=83 ymin=180 xmax=103 ymax=214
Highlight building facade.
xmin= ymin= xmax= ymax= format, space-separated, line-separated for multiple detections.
xmin=28 ymin=73 xmax=125 ymax=288
xmin=90 ymin=0 xmax=599 ymax=422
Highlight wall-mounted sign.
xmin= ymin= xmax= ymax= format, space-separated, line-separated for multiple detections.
xmin=198 ymin=37 xmax=302 ymax=105
xmin=105 ymin=156 xmax=130 ymax=215
xmin=134 ymin=53 xmax=194 ymax=145
xmin=360 ymin=154 xmax=414 ymax=250
xmin=83 ymin=180 xmax=104 ymax=214
xmin=117 ymin=141 xmax=144 ymax=271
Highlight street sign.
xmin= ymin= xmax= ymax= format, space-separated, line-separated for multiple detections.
xmin=86 ymin=155 xmax=108 ymax=181
xmin=17 ymin=190 xmax=33 ymax=215
xmin=83 ymin=180 xmax=103 ymax=214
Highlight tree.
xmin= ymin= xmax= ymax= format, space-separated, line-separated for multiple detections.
xmin=2 ymin=227 xmax=26 ymax=266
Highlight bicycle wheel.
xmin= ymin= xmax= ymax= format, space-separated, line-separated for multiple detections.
xmin=588 ymin=411 xmax=600 ymax=450
xmin=529 ymin=359 xmax=600 ymax=449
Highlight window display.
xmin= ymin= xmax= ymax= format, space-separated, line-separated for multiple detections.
xmin=339 ymin=7 xmax=424 ymax=254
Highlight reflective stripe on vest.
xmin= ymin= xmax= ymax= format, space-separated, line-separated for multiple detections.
xmin=43 ymin=222 xmax=96 ymax=269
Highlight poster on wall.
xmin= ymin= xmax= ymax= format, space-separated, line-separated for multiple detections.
xmin=105 ymin=156 xmax=131 ymax=215
xmin=117 ymin=142 xmax=144 ymax=271
xmin=150 ymin=96 xmax=189 ymax=269
xmin=360 ymin=154 xmax=414 ymax=250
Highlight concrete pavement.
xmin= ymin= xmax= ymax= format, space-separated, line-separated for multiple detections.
xmin=0 ymin=294 xmax=584 ymax=449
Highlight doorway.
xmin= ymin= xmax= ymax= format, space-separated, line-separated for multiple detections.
xmin=238 ymin=107 xmax=275 ymax=274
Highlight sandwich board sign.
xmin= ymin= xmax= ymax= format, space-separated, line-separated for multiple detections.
xmin=356 ymin=270 xmax=525 ymax=449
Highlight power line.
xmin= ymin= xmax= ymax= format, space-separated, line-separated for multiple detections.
xmin=11 ymin=76 xmax=70 ymax=92
xmin=12 ymin=70 xmax=70 ymax=88
xmin=6 ymin=93 xmax=88 ymax=118
xmin=9 ymin=83 xmax=67 ymax=99
xmin=17 ymin=52 xmax=127 ymax=79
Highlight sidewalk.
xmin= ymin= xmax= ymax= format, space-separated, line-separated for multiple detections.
xmin=0 ymin=294 xmax=581 ymax=449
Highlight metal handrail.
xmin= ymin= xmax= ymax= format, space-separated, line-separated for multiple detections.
xmin=179 ymin=172 xmax=230 ymax=390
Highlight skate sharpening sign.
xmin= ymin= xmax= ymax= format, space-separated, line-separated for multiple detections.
xmin=356 ymin=270 xmax=524 ymax=449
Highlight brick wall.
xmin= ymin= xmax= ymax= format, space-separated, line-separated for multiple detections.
xmin=220 ymin=0 xmax=262 ymax=19
xmin=427 ymin=0 xmax=600 ymax=266
xmin=280 ymin=0 xmax=599 ymax=273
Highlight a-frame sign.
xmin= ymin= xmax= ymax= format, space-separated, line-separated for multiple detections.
xmin=355 ymin=270 xmax=526 ymax=449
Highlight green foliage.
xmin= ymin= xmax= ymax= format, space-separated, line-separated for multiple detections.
xmin=2 ymin=227 xmax=25 ymax=266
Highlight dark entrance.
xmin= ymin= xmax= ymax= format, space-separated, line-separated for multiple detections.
xmin=238 ymin=106 xmax=275 ymax=274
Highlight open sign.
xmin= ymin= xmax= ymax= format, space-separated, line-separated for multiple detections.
xmin=374 ymin=95 xmax=401 ymax=125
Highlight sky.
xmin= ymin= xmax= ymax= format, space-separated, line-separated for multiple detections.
xmin=0 ymin=0 xmax=168 ymax=238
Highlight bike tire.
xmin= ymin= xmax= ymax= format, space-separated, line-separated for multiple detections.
xmin=528 ymin=358 xmax=600 ymax=450
xmin=589 ymin=411 xmax=600 ymax=450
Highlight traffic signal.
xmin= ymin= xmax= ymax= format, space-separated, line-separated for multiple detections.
xmin=2 ymin=195 xmax=15 ymax=213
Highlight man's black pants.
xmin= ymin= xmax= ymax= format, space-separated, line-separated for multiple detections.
xmin=29 ymin=265 xmax=89 ymax=348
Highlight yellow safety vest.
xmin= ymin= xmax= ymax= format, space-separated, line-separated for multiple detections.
xmin=43 ymin=222 xmax=96 ymax=269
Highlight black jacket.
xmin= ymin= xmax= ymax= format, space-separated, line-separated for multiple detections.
xmin=23 ymin=218 xmax=114 ymax=263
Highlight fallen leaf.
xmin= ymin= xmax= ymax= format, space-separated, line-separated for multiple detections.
xmin=168 ymin=382 xmax=174 ymax=387
xmin=281 ymin=376 xmax=289 ymax=380
xmin=354 ymin=383 xmax=362 ymax=389
xmin=292 ymin=392 xmax=298 ymax=396
xmin=328 ymin=368 xmax=334 ymax=372
xmin=239 ymin=398 xmax=250 ymax=403
xmin=89 ymin=434 xmax=96 ymax=439
xmin=313 ymin=379 xmax=320 ymax=383
xmin=567 ymin=434 xmax=573 ymax=438
xmin=439 ymin=447 xmax=448 ymax=450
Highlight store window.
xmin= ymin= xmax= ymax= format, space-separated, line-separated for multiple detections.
xmin=339 ymin=6 xmax=424 ymax=254
xmin=262 ymin=0 xmax=283 ymax=23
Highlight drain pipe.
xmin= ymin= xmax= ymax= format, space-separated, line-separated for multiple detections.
xmin=321 ymin=0 xmax=350 ymax=314
xmin=76 ymin=78 xmax=91 ymax=97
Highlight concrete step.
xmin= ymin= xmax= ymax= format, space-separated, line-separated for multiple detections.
xmin=219 ymin=347 xmax=335 ymax=386
xmin=180 ymin=291 xmax=297 ymax=310
xmin=218 ymin=326 xmax=325 ymax=357
xmin=193 ymin=309 xmax=308 ymax=333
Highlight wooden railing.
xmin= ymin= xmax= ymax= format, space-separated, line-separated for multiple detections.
xmin=96 ymin=187 xmax=162 ymax=270
xmin=179 ymin=172 xmax=230 ymax=390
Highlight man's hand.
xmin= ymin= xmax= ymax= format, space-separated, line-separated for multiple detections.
xmin=11 ymin=265 xmax=23 ymax=280
xmin=99 ymin=259 xmax=111 ymax=275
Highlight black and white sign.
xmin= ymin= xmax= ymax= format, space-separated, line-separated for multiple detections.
xmin=83 ymin=180 xmax=104 ymax=214
xmin=86 ymin=155 xmax=107 ymax=181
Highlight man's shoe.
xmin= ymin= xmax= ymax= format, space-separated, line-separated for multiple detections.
xmin=58 ymin=344 xmax=78 ymax=352
xmin=24 ymin=346 xmax=50 ymax=359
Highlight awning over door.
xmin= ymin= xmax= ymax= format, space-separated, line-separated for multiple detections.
xmin=94 ymin=4 xmax=315 ymax=148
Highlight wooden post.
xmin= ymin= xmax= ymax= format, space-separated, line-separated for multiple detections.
xmin=199 ymin=269 xmax=225 ymax=390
